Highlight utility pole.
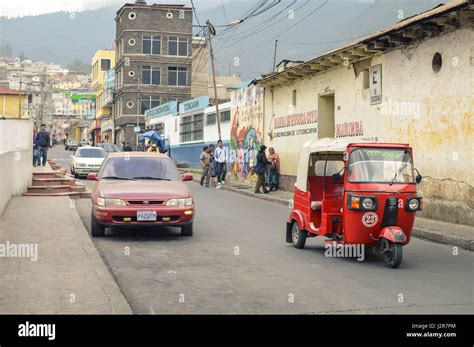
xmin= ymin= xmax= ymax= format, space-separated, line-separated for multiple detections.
xmin=273 ymin=39 xmax=279 ymax=72
xmin=206 ymin=20 xmax=222 ymax=141
xmin=136 ymin=77 xmax=141 ymax=149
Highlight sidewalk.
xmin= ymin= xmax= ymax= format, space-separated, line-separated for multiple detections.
xmin=0 ymin=195 xmax=132 ymax=313
xmin=189 ymin=173 xmax=474 ymax=251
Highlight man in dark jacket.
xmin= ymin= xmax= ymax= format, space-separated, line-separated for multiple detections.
xmin=37 ymin=124 xmax=51 ymax=166
xmin=124 ymin=143 xmax=133 ymax=152
xmin=253 ymin=145 xmax=270 ymax=194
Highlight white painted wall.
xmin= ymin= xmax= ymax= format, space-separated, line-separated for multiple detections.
xmin=0 ymin=120 xmax=33 ymax=216
xmin=262 ymin=27 xmax=474 ymax=224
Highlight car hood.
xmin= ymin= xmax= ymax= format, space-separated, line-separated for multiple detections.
xmin=73 ymin=157 xmax=105 ymax=165
xmin=98 ymin=180 xmax=190 ymax=200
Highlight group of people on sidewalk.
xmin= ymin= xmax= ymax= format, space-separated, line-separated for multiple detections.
xmin=200 ymin=142 xmax=280 ymax=194
xmin=253 ymin=145 xmax=280 ymax=194
xmin=199 ymin=140 xmax=229 ymax=189
xmin=32 ymin=124 xmax=51 ymax=167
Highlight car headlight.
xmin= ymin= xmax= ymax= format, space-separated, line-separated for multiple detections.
xmin=96 ymin=197 xmax=126 ymax=207
xmin=362 ymin=197 xmax=374 ymax=210
xmin=165 ymin=198 xmax=193 ymax=207
xmin=408 ymin=198 xmax=420 ymax=211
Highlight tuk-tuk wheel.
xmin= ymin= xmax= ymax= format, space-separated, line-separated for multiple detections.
xmin=291 ymin=222 xmax=307 ymax=249
xmin=382 ymin=238 xmax=403 ymax=269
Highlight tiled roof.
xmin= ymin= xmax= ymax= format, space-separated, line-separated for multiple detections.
xmin=0 ymin=87 xmax=26 ymax=95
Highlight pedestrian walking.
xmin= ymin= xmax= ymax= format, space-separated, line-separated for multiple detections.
xmin=200 ymin=146 xmax=211 ymax=187
xmin=32 ymin=125 xmax=40 ymax=167
xmin=215 ymin=140 xmax=229 ymax=188
xmin=37 ymin=124 xmax=51 ymax=166
xmin=124 ymin=142 xmax=133 ymax=152
xmin=209 ymin=144 xmax=217 ymax=186
xmin=266 ymin=147 xmax=280 ymax=191
xmin=253 ymin=145 xmax=270 ymax=194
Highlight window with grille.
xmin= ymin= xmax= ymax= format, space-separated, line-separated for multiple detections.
xmin=143 ymin=36 xmax=161 ymax=55
xmin=168 ymin=67 xmax=187 ymax=86
xmin=141 ymin=95 xmax=161 ymax=115
xmin=168 ymin=37 xmax=188 ymax=56
xmin=142 ymin=66 xmax=161 ymax=85
xmin=180 ymin=113 xmax=203 ymax=142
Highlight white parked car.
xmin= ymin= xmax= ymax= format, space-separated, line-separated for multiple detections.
xmin=70 ymin=147 xmax=107 ymax=178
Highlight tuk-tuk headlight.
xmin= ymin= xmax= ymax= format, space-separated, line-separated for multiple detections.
xmin=348 ymin=195 xmax=377 ymax=211
xmin=362 ymin=198 xmax=374 ymax=210
xmin=407 ymin=197 xmax=422 ymax=211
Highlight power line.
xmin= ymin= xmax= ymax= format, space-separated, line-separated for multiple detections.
xmin=220 ymin=0 xmax=229 ymax=23
xmin=229 ymin=0 xmax=328 ymax=57
xmin=220 ymin=0 xmax=307 ymax=49
xmin=190 ymin=0 xmax=202 ymax=27
xmin=222 ymin=0 xmax=299 ymax=41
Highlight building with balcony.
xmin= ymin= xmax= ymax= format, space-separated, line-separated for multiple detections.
xmin=114 ymin=1 xmax=193 ymax=147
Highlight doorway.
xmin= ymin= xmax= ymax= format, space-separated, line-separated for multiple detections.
xmin=318 ymin=94 xmax=335 ymax=139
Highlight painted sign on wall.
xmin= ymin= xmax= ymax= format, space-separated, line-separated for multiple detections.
xmin=370 ymin=64 xmax=382 ymax=105
xmin=272 ymin=110 xmax=318 ymax=138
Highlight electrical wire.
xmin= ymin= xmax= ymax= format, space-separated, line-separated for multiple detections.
xmin=229 ymin=0 xmax=328 ymax=57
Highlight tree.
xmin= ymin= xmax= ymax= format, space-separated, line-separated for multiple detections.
xmin=66 ymin=59 xmax=90 ymax=74
xmin=18 ymin=52 xmax=28 ymax=61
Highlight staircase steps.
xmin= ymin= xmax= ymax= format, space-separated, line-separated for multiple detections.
xmin=25 ymin=161 xmax=90 ymax=199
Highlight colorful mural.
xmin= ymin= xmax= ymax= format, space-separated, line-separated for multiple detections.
xmin=230 ymin=84 xmax=264 ymax=182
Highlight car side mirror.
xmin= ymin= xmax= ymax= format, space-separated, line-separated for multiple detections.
xmin=87 ymin=173 xmax=98 ymax=181
xmin=182 ymin=174 xmax=193 ymax=182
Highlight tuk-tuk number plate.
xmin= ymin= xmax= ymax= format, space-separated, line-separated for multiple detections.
xmin=137 ymin=211 xmax=157 ymax=221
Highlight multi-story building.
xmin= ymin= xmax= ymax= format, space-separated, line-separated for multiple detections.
xmin=91 ymin=49 xmax=116 ymax=144
xmin=114 ymin=1 xmax=193 ymax=147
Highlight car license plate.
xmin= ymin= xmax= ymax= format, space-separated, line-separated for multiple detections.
xmin=137 ymin=211 xmax=157 ymax=221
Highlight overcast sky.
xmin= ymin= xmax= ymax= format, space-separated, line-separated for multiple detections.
xmin=0 ymin=0 xmax=226 ymax=17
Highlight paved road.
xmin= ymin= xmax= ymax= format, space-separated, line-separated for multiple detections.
xmin=50 ymin=146 xmax=474 ymax=314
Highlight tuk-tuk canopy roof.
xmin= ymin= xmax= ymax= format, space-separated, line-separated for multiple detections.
xmin=295 ymin=138 xmax=411 ymax=192
xmin=302 ymin=138 xmax=354 ymax=154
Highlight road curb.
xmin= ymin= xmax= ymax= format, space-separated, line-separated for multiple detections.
xmin=68 ymin=198 xmax=133 ymax=313
xmin=411 ymin=227 xmax=474 ymax=251
xmin=192 ymin=177 xmax=473 ymax=252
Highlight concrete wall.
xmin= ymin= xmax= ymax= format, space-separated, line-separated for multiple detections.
xmin=0 ymin=119 xmax=33 ymax=216
xmin=262 ymin=27 xmax=473 ymax=225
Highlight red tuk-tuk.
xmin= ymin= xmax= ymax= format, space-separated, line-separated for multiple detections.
xmin=286 ymin=139 xmax=423 ymax=268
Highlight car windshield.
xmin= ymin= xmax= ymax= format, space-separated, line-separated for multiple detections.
xmin=76 ymin=148 xmax=106 ymax=158
xmin=100 ymin=157 xmax=181 ymax=181
xmin=348 ymin=148 xmax=415 ymax=183
xmin=68 ymin=140 xmax=78 ymax=144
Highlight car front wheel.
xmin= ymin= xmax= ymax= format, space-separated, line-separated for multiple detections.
xmin=91 ymin=211 xmax=105 ymax=237
xmin=181 ymin=223 xmax=193 ymax=236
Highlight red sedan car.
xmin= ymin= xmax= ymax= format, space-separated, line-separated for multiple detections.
xmin=87 ymin=152 xmax=195 ymax=237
